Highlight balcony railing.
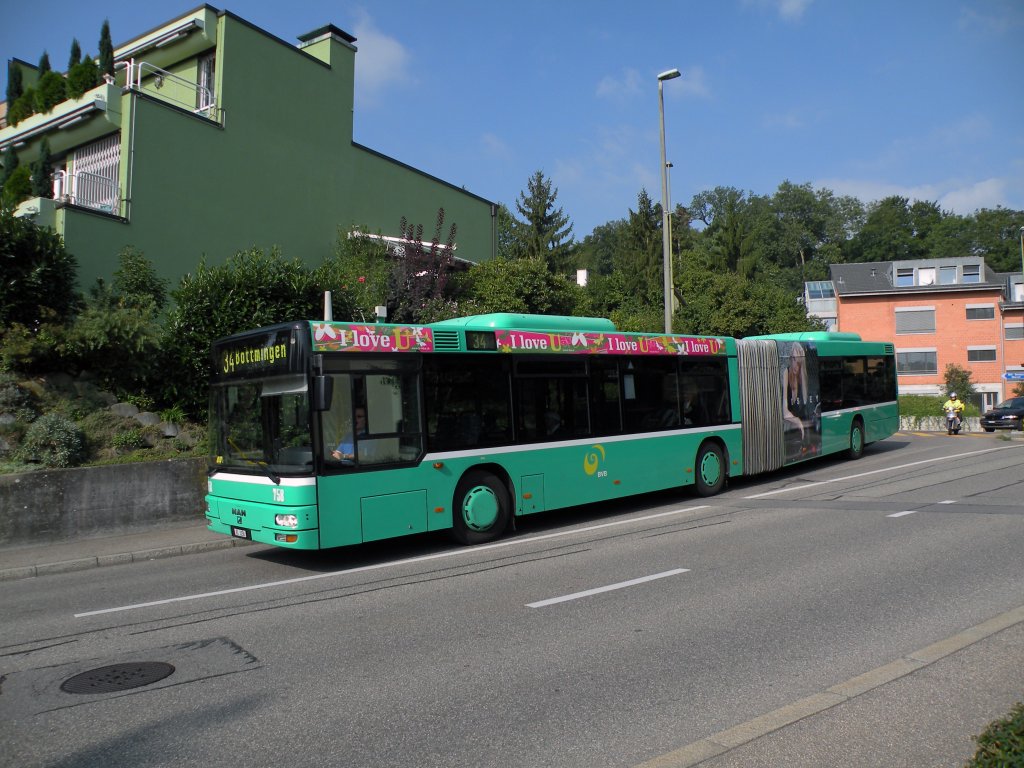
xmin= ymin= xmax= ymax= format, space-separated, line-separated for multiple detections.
xmin=53 ymin=170 xmax=121 ymax=214
xmin=119 ymin=60 xmax=216 ymax=118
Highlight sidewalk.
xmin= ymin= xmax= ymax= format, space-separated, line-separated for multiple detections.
xmin=0 ymin=519 xmax=254 ymax=581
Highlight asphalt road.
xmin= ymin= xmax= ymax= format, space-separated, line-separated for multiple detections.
xmin=1 ymin=433 xmax=1022 ymax=768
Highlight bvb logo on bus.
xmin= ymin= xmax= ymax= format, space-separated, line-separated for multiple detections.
xmin=583 ymin=444 xmax=607 ymax=478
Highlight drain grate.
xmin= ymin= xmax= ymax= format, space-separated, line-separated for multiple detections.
xmin=60 ymin=662 xmax=175 ymax=694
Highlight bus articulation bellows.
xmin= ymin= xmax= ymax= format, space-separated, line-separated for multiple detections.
xmin=206 ymin=313 xmax=897 ymax=549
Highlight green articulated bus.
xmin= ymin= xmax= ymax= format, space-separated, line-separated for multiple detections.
xmin=205 ymin=313 xmax=898 ymax=549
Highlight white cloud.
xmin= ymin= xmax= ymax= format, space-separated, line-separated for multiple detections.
xmin=743 ymin=0 xmax=814 ymax=22
xmin=815 ymin=176 xmax=1012 ymax=215
xmin=351 ymin=9 xmax=413 ymax=107
xmin=597 ymin=66 xmax=709 ymax=102
xmin=596 ymin=68 xmax=642 ymax=101
xmin=777 ymin=0 xmax=814 ymax=21
xmin=480 ymin=132 xmax=512 ymax=161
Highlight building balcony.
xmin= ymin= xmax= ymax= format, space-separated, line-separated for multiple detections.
xmin=0 ymin=83 xmax=121 ymax=157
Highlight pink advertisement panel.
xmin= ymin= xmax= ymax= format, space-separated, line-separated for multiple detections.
xmin=495 ymin=330 xmax=726 ymax=356
xmin=311 ymin=323 xmax=433 ymax=353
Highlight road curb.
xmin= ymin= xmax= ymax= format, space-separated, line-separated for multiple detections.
xmin=633 ymin=604 xmax=1024 ymax=768
xmin=0 ymin=537 xmax=253 ymax=582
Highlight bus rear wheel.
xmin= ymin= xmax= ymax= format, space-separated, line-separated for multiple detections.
xmin=694 ymin=442 xmax=726 ymax=496
xmin=846 ymin=419 xmax=865 ymax=460
xmin=452 ymin=470 xmax=511 ymax=545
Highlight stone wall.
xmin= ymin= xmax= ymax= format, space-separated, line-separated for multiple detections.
xmin=0 ymin=458 xmax=207 ymax=547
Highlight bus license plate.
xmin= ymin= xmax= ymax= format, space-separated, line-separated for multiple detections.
xmin=231 ymin=526 xmax=251 ymax=540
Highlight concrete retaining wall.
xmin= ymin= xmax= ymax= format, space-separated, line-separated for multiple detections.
xmin=0 ymin=458 xmax=207 ymax=547
xmin=899 ymin=416 xmax=981 ymax=432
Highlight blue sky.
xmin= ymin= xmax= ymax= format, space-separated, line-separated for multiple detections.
xmin=3 ymin=0 xmax=1023 ymax=238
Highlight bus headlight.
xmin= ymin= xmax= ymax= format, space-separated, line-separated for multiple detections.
xmin=274 ymin=514 xmax=299 ymax=528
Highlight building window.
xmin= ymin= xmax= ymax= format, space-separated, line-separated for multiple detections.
xmin=962 ymin=264 xmax=981 ymax=283
xmin=197 ymin=52 xmax=215 ymax=113
xmin=896 ymin=351 xmax=937 ymax=375
xmin=894 ymin=307 xmax=936 ymax=334
xmin=939 ymin=265 xmax=957 ymax=285
xmin=967 ymin=348 xmax=997 ymax=362
xmin=1007 ymin=324 xmax=1024 ymax=341
xmin=917 ymin=267 xmax=936 ymax=286
xmin=806 ymin=281 xmax=835 ymax=300
xmin=896 ymin=268 xmax=914 ymax=287
xmin=966 ymin=305 xmax=995 ymax=320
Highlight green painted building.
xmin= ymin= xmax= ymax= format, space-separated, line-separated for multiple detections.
xmin=0 ymin=5 xmax=497 ymax=289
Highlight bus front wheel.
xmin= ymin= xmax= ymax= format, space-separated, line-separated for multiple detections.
xmin=694 ymin=442 xmax=726 ymax=496
xmin=452 ymin=471 xmax=511 ymax=545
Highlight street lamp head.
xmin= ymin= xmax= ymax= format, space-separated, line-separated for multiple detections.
xmin=658 ymin=68 xmax=682 ymax=81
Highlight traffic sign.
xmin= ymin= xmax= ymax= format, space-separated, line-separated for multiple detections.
xmin=1005 ymin=372 xmax=1024 ymax=381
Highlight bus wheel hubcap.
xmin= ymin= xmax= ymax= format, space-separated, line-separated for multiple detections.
xmin=462 ymin=486 xmax=499 ymax=531
xmin=700 ymin=452 xmax=721 ymax=486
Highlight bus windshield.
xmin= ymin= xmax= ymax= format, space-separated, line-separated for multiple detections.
xmin=210 ymin=373 xmax=313 ymax=475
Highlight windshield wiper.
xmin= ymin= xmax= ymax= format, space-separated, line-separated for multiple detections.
xmin=227 ymin=438 xmax=281 ymax=484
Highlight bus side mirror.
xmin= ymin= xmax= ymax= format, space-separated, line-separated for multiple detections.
xmin=313 ymin=375 xmax=334 ymax=411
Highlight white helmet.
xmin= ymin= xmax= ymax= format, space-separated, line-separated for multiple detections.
xmin=950 ymin=392 xmax=957 ymax=399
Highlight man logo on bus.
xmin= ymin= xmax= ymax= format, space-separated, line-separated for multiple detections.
xmin=583 ymin=444 xmax=608 ymax=478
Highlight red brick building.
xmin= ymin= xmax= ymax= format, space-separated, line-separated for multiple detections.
xmin=804 ymin=258 xmax=1024 ymax=409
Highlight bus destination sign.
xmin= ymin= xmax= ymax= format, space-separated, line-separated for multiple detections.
xmin=218 ymin=328 xmax=295 ymax=377
xmin=312 ymin=323 xmax=434 ymax=353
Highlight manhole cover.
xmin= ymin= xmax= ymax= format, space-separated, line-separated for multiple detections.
xmin=60 ymin=662 xmax=175 ymax=694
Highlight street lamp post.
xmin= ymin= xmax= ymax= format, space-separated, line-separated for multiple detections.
xmin=658 ymin=68 xmax=681 ymax=334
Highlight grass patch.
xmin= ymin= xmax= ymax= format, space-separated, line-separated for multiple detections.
xmin=966 ymin=701 xmax=1024 ymax=767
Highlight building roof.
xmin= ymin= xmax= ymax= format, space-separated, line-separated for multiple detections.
xmin=829 ymin=260 xmax=1005 ymax=297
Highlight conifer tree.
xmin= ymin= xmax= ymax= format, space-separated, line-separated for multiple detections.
xmin=99 ymin=20 xmax=115 ymax=77
xmin=30 ymin=139 xmax=54 ymax=199
xmin=68 ymin=39 xmax=82 ymax=71
xmin=512 ymin=170 xmax=575 ymax=275
xmin=38 ymin=51 xmax=51 ymax=74
xmin=6 ymin=62 xmax=24 ymax=105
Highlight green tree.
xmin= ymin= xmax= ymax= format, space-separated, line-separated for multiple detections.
xmin=33 ymin=70 xmax=67 ymax=113
xmin=511 ymin=171 xmax=575 ymax=274
xmin=66 ymin=249 xmax=168 ymax=393
xmin=674 ymin=255 xmax=821 ymax=337
xmin=575 ymin=219 xmax=627 ymax=278
xmin=0 ymin=165 xmax=32 ymax=208
xmin=690 ymin=186 xmax=753 ymax=273
xmin=1 ymin=145 xmax=19 ymax=191
xmin=942 ymin=363 xmax=975 ymax=401
xmin=29 ymin=138 xmax=54 ymax=199
xmin=160 ymin=248 xmax=322 ymax=417
xmin=315 ymin=230 xmax=386 ymax=322
xmin=0 ymin=207 xmax=79 ymax=330
xmin=6 ymin=61 xmax=24 ymax=105
xmin=67 ymin=55 xmax=100 ymax=99
xmin=38 ymin=51 xmax=51 ymax=74
xmin=461 ymin=256 xmax=578 ymax=316
xmin=99 ymin=20 xmax=115 ymax=78
xmin=494 ymin=203 xmax=520 ymax=260
xmin=7 ymin=88 xmax=37 ymax=126
xmin=848 ymin=196 xmax=926 ymax=263
xmin=68 ymin=39 xmax=82 ymax=71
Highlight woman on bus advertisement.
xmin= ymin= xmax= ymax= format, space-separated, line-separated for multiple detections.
xmin=780 ymin=341 xmax=822 ymax=462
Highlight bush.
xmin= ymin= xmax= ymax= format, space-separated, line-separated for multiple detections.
xmin=17 ymin=412 xmax=85 ymax=467
xmin=0 ymin=372 xmax=37 ymax=421
xmin=33 ymin=71 xmax=67 ymax=114
xmin=0 ymin=208 xmax=80 ymax=329
xmin=899 ymin=395 xmax=979 ymax=419
xmin=966 ymin=701 xmax=1023 ymax=767
xmin=161 ymin=247 xmax=322 ymax=418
